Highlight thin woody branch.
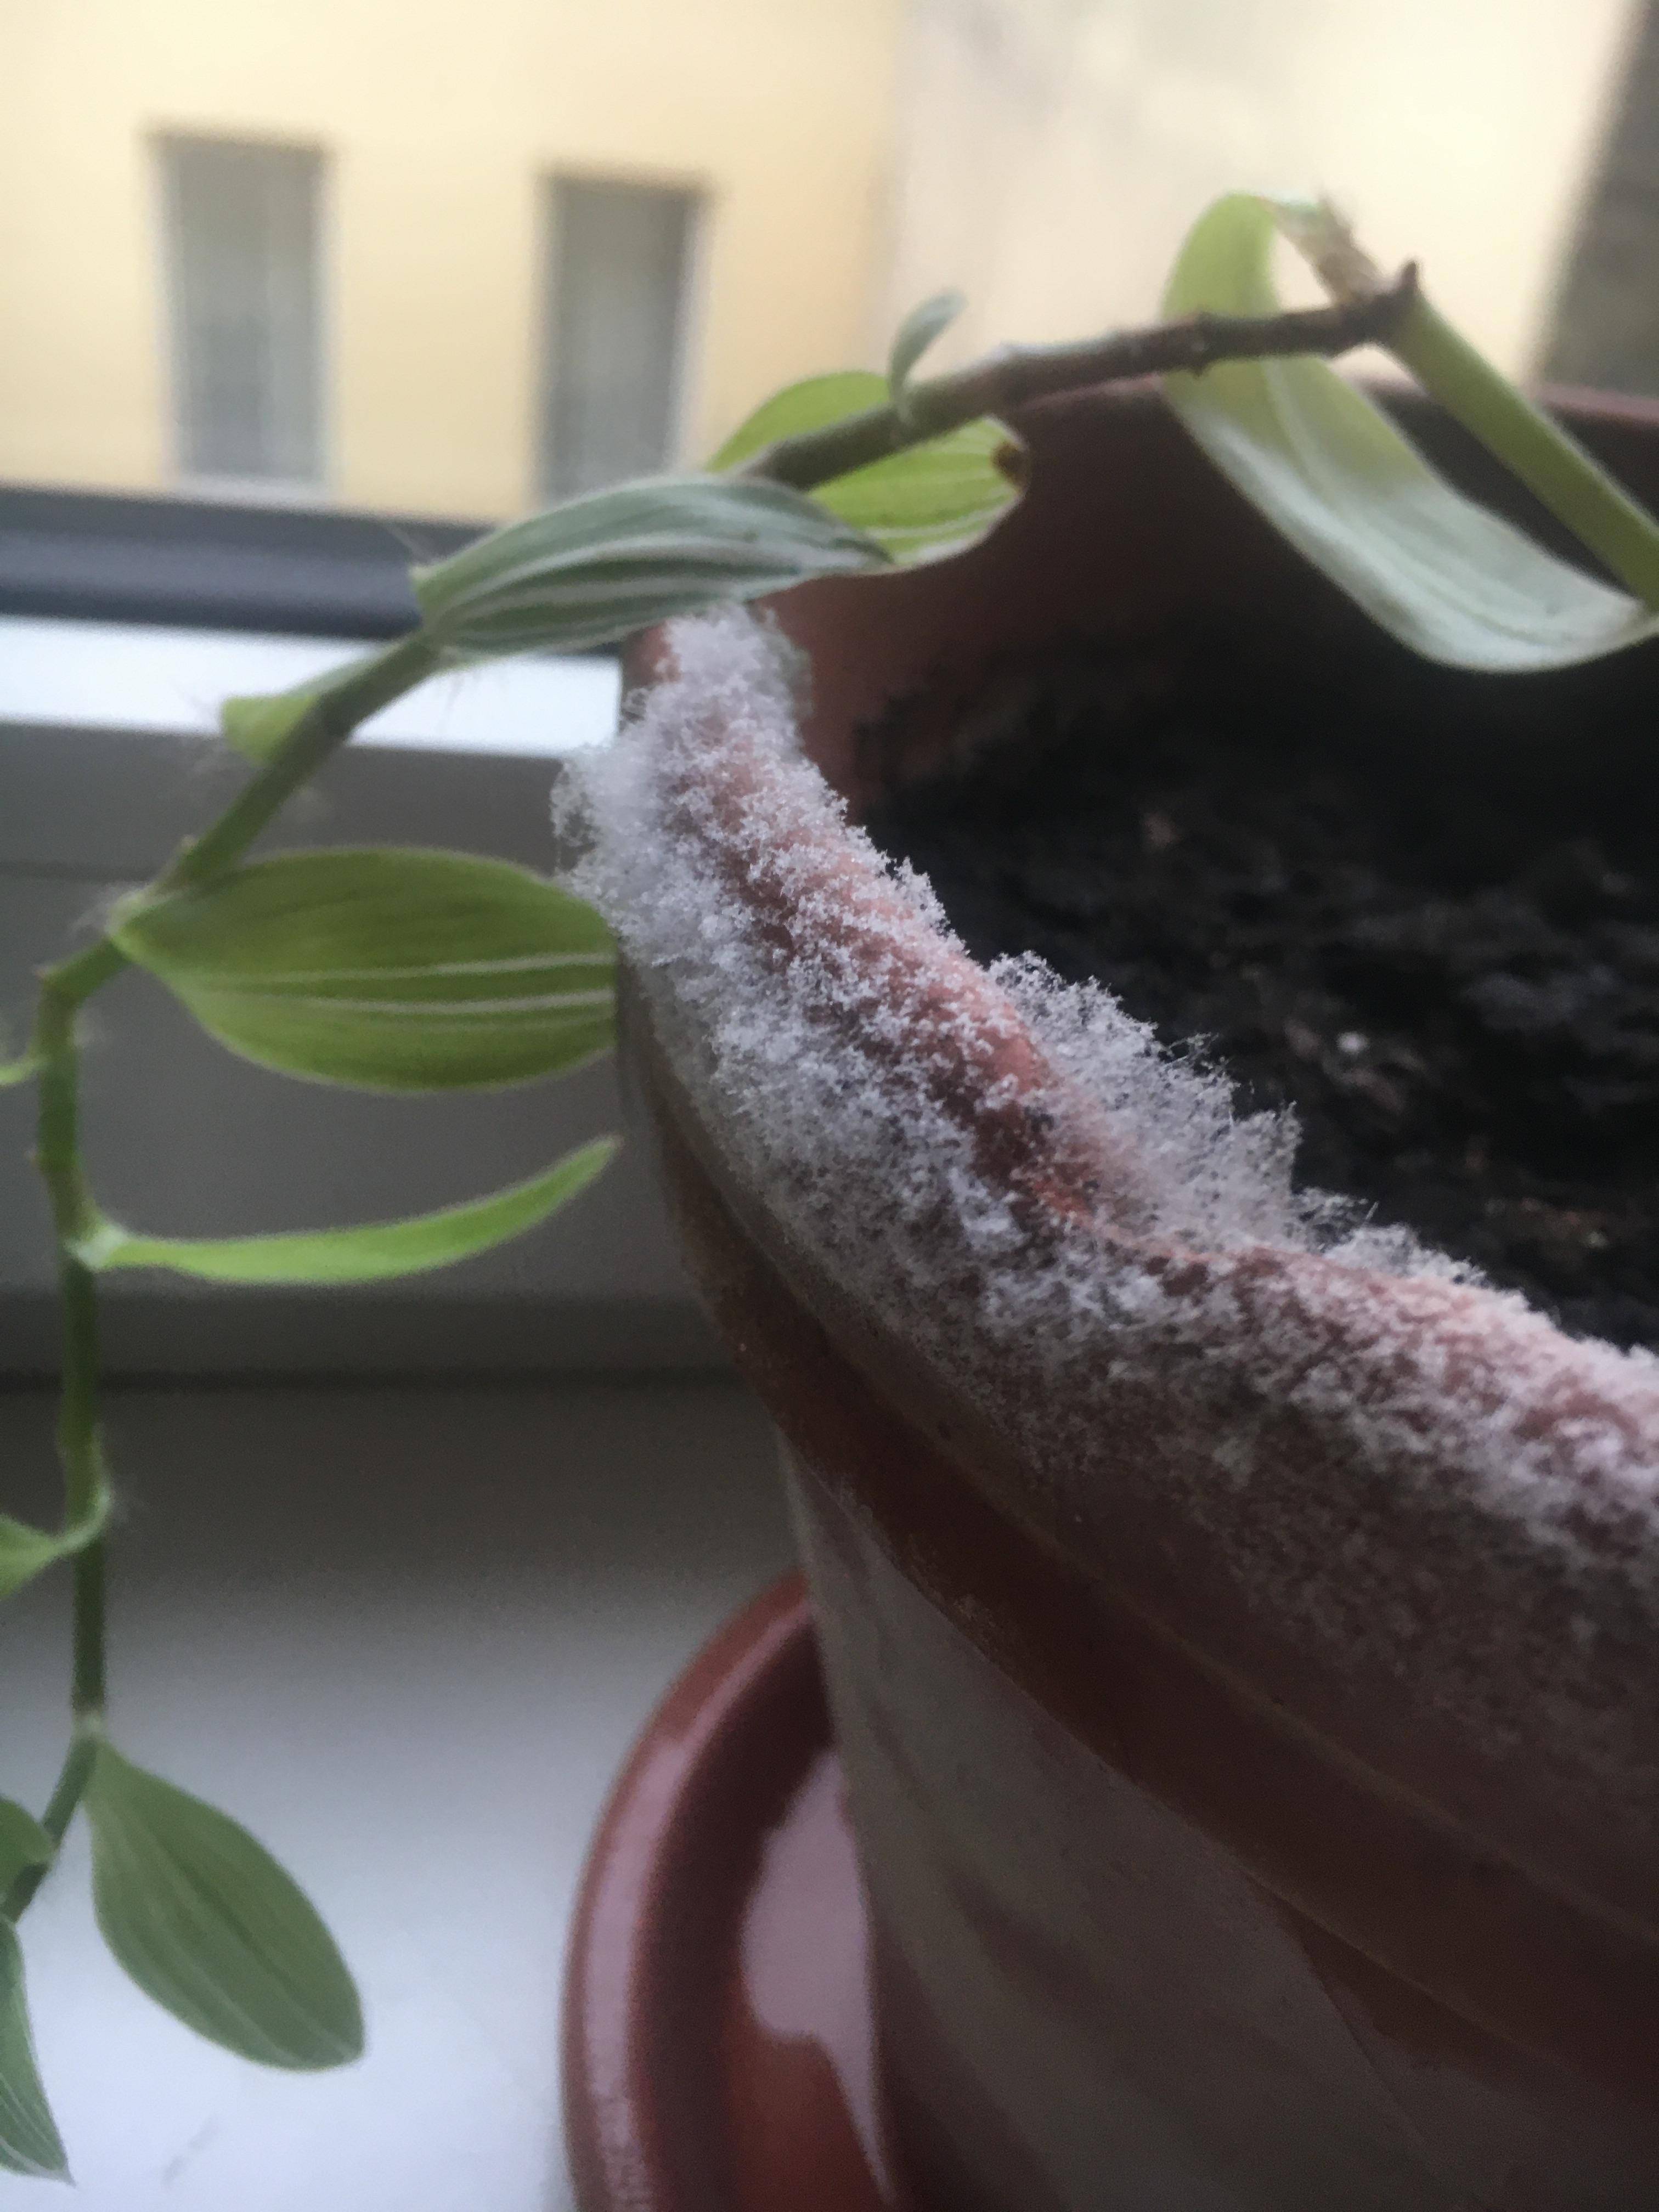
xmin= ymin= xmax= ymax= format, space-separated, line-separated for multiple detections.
xmin=742 ymin=262 xmax=1420 ymax=495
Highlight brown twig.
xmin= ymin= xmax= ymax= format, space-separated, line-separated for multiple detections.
xmin=742 ymin=263 xmax=1420 ymax=494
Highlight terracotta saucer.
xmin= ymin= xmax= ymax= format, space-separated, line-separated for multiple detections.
xmin=562 ymin=1573 xmax=910 ymax=2212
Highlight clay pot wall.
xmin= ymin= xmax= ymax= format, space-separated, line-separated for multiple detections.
xmin=619 ymin=386 xmax=1659 ymax=2208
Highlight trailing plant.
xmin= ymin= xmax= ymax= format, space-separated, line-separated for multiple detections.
xmin=4 ymin=191 xmax=1659 ymax=2178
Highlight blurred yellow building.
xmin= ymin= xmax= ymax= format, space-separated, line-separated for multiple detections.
xmin=2 ymin=0 xmax=1654 ymax=527
xmin=0 ymin=0 xmax=901 ymax=518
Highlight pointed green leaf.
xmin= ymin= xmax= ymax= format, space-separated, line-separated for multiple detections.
xmin=222 ymin=661 xmax=368 ymax=766
xmin=714 ymin=371 xmax=1024 ymax=567
xmin=222 ymin=685 xmax=309 ymax=766
xmin=0 ymin=1487 xmax=108 ymax=1602
xmin=0 ymin=1054 xmax=37 ymax=1088
xmin=0 ymin=1923 xmax=67 ymax=2179
xmin=219 ymin=634 xmax=437 ymax=765
xmin=710 ymin=370 xmax=890 ymax=472
xmin=889 ymin=288 xmax=966 ymax=399
xmin=0 ymin=1808 xmax=50 ymax=1899
xmin=0 ymin=1520 xmax=63 ymax=1601
xmin=1161 ymin=192 xmax=1659 ymax=670
xmin=110 ymin=849 xmax=615 ymax=1092
xmin=86 ymin=1745 xmax=363 ymax=2071
xmin=411 ymin=472 xmax=885 ymax=657
xmin=75 ymin=1136 xmax=619 ymax=1285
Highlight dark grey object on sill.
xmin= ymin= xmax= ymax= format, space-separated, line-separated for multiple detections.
xmin=0 ymin=482 xmax=482 ymax=639
xmin=0 ymin=1291 xmax=721 ymax=1384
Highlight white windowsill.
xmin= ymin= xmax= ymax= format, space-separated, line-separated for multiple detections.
xmin=170 ymin=471 xmax=334 ymax=509
xmin=1 ymin=1379 xmax=789 ymax=2210
xmin=0 ymin=614 xmax=622 ymax=757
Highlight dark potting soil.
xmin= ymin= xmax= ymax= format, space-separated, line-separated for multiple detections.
xmin=863 ymin=622 xmax=1659 ymax=1353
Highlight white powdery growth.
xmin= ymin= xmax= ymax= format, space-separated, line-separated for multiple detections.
xmin=561 ymin=613 xmax=1659 ymax=1804
xmin=562 ymin=613 xmax=1050 ymax=1323
xmin=563 ymin=610 xmax=1434 ymax=1297
xmin=992 ymin=952 xmax=1449 ymax=1276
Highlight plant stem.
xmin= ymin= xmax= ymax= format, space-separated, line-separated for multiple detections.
xmin=9 ymin=630 xmax=442 ymax=1918
xmin=2 ymin=274 xmax=1420 ymax=1923
xmin=2 ymin=1737 xmax=97 ymax=1922
xmin=160 ymin=630 xmax=440 ymax=893
xmin=15 ymin=635 xmax=440 ymax=1045
xmin=8 ymin=978 xmax=114 ymax=1912
xmin=59 ymin=1258 xmax=107 ymax=1719
xmin=740 ymin=269 xmax=1420 ymax=493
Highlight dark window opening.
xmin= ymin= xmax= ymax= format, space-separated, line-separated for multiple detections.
xmin=1544 ymin=8 xmax=1659 ymax=394
xmin=540 ymin=177 xmax=697 ymax=500
xmin=160 ymin=136 xmax=324 ymax=485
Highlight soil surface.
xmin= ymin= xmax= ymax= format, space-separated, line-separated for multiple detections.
xmin=864 ymin=621 xmax=1659 ymax=1352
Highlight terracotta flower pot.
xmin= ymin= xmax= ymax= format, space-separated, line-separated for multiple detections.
xmin=586 ymin=386 xmax=1659 ymax=2209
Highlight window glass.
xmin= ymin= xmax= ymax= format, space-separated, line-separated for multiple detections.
xmin=542 ymin=178 xmax=697 ymax=499
xmin=159 ymin=136 xmax=324 ymax=489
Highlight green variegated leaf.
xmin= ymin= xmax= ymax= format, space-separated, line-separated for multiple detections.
xmin=1161 ymin=193 xmax=1659 ymax=671
xmin=714 ymin=371 xmax=1024 ymax=566
xmin=110 ymin=849 xmax=614 ymax=1092
xmin=86 ymin=1745 xmax=363 ymax=2071
xmin=0 ymin=1807 xmax=50 ymax=1899
xmin=0 ymin=1485 xmax=109 ymax=1602
xmin=74 ymin=1138 xmax=618 ymax=1285
xmin=0 ymin=1923 xmax=66 ymax=2180
xmin=411 ymin=473 xmax=885 ymax=656
xmin=1274 ymin=196 xmax=1659 ymax=610
xmin=889 ymin=289 xmax=965 ymax=399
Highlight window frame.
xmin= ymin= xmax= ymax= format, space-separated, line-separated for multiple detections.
xmin=0 ymin=484 xmax=715 ymax=1382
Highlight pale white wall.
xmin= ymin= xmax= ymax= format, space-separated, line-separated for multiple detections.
xmin=882 ymin=0 xmax=1642 ymax=379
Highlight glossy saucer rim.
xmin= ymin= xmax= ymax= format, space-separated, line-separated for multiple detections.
xmin=562 ymin=1570 xmax=856 ymax=2212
